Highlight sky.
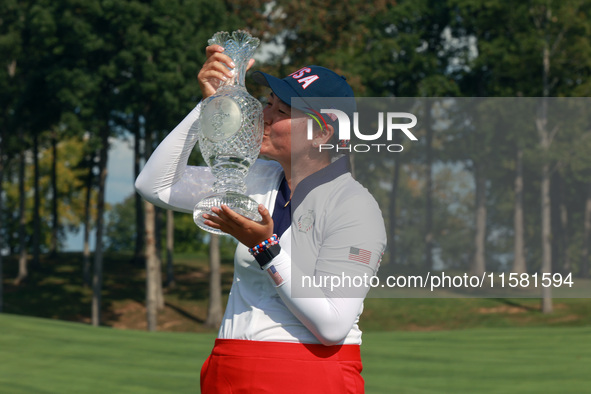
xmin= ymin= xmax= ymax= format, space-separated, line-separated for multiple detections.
xmin=64 ymin=137 xmax=135 ymax=251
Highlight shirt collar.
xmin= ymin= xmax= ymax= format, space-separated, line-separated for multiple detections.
xmin=291 ymin=156 xmax=351 ymax=212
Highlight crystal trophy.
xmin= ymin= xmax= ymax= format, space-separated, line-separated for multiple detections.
xmin=193 ymin=30 xmax=264 ymax=234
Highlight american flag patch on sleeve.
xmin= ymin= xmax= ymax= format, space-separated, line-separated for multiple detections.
xmin=266 ymin=265 xmax=284 ymax=286
xmin=348 ymin=247 xmax=372 ymax=264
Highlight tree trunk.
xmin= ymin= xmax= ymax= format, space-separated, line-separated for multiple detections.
xmin=539 ymin=39 xmax=553 ymax=314
xmin=165 ymin=209 xmax=175 ymax=288
xmin=387 ymin=135 xmax=402 ymax=271
xmin=32 ymin=132 xmax=41 ymax=269
xmin=1 ymin=64 xmax=14 ymax=308
xmin=92 ymin=124 xmax=109 ymax=326
xmin=83 ymin=154 xmax=94 ymax=287
xmin=15 ymin=132 xmax=28 ymax=286
xmin=155 ymin=206 xmax=163 ymax=262
xmin=0 ymin=131 xmax=4 ymax=312
xmin=512 ymin=147 xmax=526 ymax=274
xmin=50 ymin=134 xmax=58 ymax=256
xmin=471 ymin=165 xmax=486 ymax=276
xmin=424 ymin=100 xmax=433 ymax=272
xmin=205 ymin=234 xmax=223 ymax=329
xmin=145 ymin=200 xmax=157 ymax=331
xmin=150 ymin=129 xmax=164 ymax=310
xmin=134 ymin=114 xmax=145 ymax=265
xmin=145 ymin=200 xmax=164 ymax=331
xmin=145 ymin=126 xmax=164 ymax=332
xmin=540 ymin=162 xmax=553 ymax=314
xmin=558 ymin=176 xmax=570 ymax=274
xmin=581 ymin=183 xmax=591 ymax=278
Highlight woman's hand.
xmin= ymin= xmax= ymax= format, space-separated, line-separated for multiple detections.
xmin=198 ymin=45 xmax=256 ymax=99
xmin=202 ymin=204 xmax=274 ymax=248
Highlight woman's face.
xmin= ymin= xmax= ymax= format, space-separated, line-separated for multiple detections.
xmin=259 ymin=93 xmax=301 ymax=162
xmin=259 ymin=92 xmax=326 ymax=166
xmin=259 ymin=93 xmax=291 ymax=163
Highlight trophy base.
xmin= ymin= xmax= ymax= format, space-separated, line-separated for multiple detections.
xmin=193 ymin=192 xmax=262 ymax=235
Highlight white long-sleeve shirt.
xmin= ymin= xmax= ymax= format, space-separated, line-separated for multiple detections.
xmin=135 ymin=103 xmax=387 ymax=345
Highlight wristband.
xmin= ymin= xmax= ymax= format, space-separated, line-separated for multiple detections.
xmin=254 ymin=244 xmax=282 ymax=268
xmin=248 ymin=234 xmax=279 ymax=256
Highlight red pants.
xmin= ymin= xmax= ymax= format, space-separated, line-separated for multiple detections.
xmin=200 ymin=339 xmax=364 ymax=393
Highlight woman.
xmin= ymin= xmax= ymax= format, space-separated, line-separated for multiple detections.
xmin=135 ymin=44 xmax=386 ymax=393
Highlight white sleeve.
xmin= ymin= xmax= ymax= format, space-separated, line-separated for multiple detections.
xmin=135 ymin=103 xmax=283 ymax=213
xmin=263 ymin=194 xmax=386 ymax=346
xmin=134 ymin=103 xmax=215 ymax=214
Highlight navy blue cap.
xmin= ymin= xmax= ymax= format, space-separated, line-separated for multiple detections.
xmin=252 ymin=66 xmax=355 ymax=145
xmin=252 ymin=65 xmax=354 ymax=103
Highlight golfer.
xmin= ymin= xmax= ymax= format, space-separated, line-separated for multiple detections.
xmin=135 ymin=44 xmax=386 ymax=393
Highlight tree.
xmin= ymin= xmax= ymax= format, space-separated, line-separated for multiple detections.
xmin=107 ymin=0 xmax=240 ymax=330
xmin=14 ymin=129 xmax=27 ymax=285
xmin=165 ymin=209 xmax=175 ymax=287
xmin=82 ymin=151 xmax=95 ymax=287
xmin=0 ymin=108 xmax=4 ymax=311
xmin=92 ymin=120 xmax=109 ymax=326
xmin=22 ymin=1 xmax=76 ymax=264
xmin=582 ymin=183 xmax=591 ymax=278
xmin=105 ymin=194 xmax=136 ymax=252
xmin=449 ymin=1 xmax=539 ymax=277
xmin=1 ymin=0 xmax=30 ymax=285
xmin=85 ymin=0 xmax=122 ymax=327
xmin=573 ymin=132 xmax=591 ymax=279
xmin=132 ymin=114 xmax=145 ymax=265
xmin=453 ymin=0 xmax=591 ymax=311
xmin=529 ymin=0 xmax=591 ymax=312
xmin=145 ymin=199 xmax=164 ymax=331
xmin=205 ymin=234 xmax=223 ymax=328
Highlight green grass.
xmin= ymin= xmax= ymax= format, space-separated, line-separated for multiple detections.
xmin=1 ymin=314 xmax=590 ymax=393
xmin=360 ymin=297 xmax=591 ymax=331
xmin=362 ymin=328 xmax=591 ymax=393
xmin=0 ymin=314 xmax=215 ymax=393
xmin=2 ymin=252 xmax=591 ymax=392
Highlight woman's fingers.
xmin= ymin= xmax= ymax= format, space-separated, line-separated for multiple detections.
xmin=202 ymin=213 xmax=222 ymax=230
xmin=205 ymin=44 xmax=224 ymax=56
xmin=246 ymin=58 xmax=255 ymax=71
xmin=220 ymin=204 xmax=244 ymax=222
xmin=203 ymin=204 xmax=274 ymax=248
xmin=258 ymin=204 xmax=272 ymax=226
xmin=198 ymin=46 xmax=236 ymax=98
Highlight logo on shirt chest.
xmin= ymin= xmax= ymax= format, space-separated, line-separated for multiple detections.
xmin=297 ymin=210 xmax=315 ymax=233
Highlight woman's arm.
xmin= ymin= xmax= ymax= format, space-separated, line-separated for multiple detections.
xmin=269 ymin=193 xmax=386 ymax=345
xmin=136 ymin=44 xmax=253 ymax=213
xmin=135 ymin=103 xmax=215 ymax=213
